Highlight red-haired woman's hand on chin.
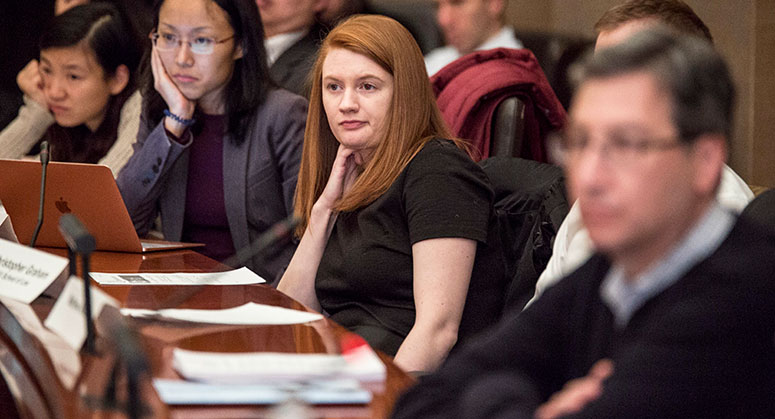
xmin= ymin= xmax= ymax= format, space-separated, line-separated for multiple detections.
xmin=17 ymin=60 xmax=47 ymax=109
xmin=317 ymin=145 xmax=361 ymax=211
xmin=150 ymin=47 xmax=195 ymax=137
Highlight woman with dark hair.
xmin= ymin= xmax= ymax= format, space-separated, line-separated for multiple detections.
xmin=116 ymin=0 xmax=306 ymax=282
xmin=278 ymin=15 xmax=504 ymax=373
xmin=0 ymin=2 xmax=142 ymax=175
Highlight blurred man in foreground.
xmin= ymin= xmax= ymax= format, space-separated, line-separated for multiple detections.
xmin=530 ymin=0 xmax=753 ymax=303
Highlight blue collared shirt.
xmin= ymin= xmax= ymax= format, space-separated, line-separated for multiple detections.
xmin=601 ymin=203 xmax=736 ymax=327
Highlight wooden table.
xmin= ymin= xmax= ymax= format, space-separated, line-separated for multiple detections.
xmin=0 ymin=248 xmax=414 ymax=418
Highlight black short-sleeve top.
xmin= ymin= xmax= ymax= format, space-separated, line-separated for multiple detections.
xmin=315 ymin=139 xmax=505 ymax=356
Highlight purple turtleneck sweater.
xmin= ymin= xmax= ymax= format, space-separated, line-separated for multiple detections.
xmin=181 ymin=113 xmax=235 ymax=262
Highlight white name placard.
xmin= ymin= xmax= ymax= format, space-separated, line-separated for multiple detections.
xmin=0 ymin=202 xmax=19 ymax=243
xmin=44 ymin=276 xmax=119 ymax=351
xmin=0 ymin=239 xmax=67 ymax=303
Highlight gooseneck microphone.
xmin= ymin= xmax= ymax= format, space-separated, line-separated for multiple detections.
xmin=58 ymin=213 xmax=97 ymax=354
xmin=224 ymin=214 xmax=299 ymax=268
xmin=29 ymin=141 xmax=50 ymax=247
xmin=99 ymin=305 xmax=149 ymax=419
xmin=158 ymin=215 xmax=299 ymax=309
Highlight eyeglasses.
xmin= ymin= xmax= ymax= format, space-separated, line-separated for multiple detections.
xmin=550 ymin=130 xmax=686 ymax=167
xmin=149 ymin=31 xmax=234 ymax=55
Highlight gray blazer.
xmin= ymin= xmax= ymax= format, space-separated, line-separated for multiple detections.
xmin=269 ymin=25 xmax=324 ymax=97
xmin=116 ymin=89 xmax=307 ymax=284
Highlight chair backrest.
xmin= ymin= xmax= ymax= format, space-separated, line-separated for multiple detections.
xmin=479 ymin=156 xmax=569 ymax=313
xmin=741 ymin=188 xmax=775 ymax=231
xmin=515 ymin=31 xmax=594 ymax=109
xmin=431 ymin=48 xmax=567 ymax=163
xmin=490 ymin=97 xmax=526 ymax=158
xmin=367 ymin=0 xmax=444 ymax=54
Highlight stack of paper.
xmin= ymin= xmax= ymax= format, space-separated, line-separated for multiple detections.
xmin=172 ymin=346 xmax=385 ymax=384
xmin=153 ymin=378 xmax=372 ymax=405
xmin=155 ymin=344 xmax=386 ymax=406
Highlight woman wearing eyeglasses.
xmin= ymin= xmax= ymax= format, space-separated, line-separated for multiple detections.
xmin=116 ymin=0 xmax=307 ymax=283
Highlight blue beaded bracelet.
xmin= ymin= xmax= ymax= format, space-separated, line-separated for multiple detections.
xmin=163 ymin=109 xmax=196 ymax=126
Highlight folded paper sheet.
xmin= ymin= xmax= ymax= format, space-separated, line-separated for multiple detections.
xmin=0 ymin=297 xmax=81 ymax=389
xmin=121 ymin=302 xmax=323 ymax=325
xmin=45 ymin=276 xmax=120 ymax=350
xmin=0 ymin=203 xmax=18 ymax=243
xmin=91 ymin=266 xmax=265 ymax=285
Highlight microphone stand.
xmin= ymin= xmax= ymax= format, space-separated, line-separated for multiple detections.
xmin=98 ymin=305 xmax=149 ymax=419
xmin=223 ymin=215 xmax=299 ymax=268
xmin=59 ymin=216 xmax=150 ymax=418
xmin=30 ymin=141 xmax=50 ymax=247
xmin=157 ymin=215 xmax=299 ymax=310
xmin=58 ymin=213 xmax=97 ymax=354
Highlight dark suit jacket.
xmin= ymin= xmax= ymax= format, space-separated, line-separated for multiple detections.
xmin=393 ymin=215 xmax=775 ymax=418
xmin=268 ymin=25 xmax=325 ymax=97
xmin=116 ymin=89 xmax=307 ymax=284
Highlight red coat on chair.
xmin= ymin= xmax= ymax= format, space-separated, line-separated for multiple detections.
xmin=431 ymin=47 xmax=567 ymax=162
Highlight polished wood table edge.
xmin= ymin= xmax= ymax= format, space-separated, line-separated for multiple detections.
xmin=0 ymin=249 xmax=417 ymax=419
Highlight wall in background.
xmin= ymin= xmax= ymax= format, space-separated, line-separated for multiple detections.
xmin=505 ymin=0 xmax=775 ymax=187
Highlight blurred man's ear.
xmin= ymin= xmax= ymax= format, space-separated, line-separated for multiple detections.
xmin=691 ymin=134 xmax=727 ymax=196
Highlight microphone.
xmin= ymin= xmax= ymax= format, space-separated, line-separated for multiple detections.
xmin=223 ymin=214 xmax=299 ymax=268
xmin=29 ymin=141 xmax=50 ymax=247
xmin=98 ymin=305 xmax=149 ymax=419
xmin=157 ymin=215 xmax=299 ymax=309
xmin=58 ymin=213 xmax=97 ymax=353
xmin=58 ymin=213 xmax=96 ymax=254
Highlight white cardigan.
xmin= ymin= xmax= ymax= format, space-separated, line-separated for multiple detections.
xmin=0 ymin=90 xmax=141 ymax=177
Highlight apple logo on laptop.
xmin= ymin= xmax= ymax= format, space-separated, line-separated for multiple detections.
xmin=55 ymin=197 xmax=71 ymax=214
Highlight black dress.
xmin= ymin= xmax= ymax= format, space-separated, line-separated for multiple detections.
xmin=316 ymin=139 xmax=506 ymax=356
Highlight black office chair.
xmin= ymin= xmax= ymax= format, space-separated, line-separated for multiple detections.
xmin=515 ymin=31 xmax=594 ymax=110
xmin=740 ymin=188 xmax=775 ymax=232
xmin=490 ymin=97 xmax=527 ymax=158
xmin=479 ymin=156 xmax=569 ymax=313
xmin=367 ymin=0 xmax=444 ymax=54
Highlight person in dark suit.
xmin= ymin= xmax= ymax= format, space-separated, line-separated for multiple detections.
xmin=117 ymin=0 xmax=307 ymax=284
xmin=740 ymin=189 xmax=775 ymax=232
xmin=257 ymin=0 xmax=326 ymax=97
xmin=392 ymin=27 xmax=775 ymax=419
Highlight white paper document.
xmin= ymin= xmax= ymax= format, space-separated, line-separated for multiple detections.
xmin=121 ymin=302 xmax=323 ymax=326
xmin=90 ymin=266 xmax=265 ymax=285
xmin=153 ymin=377 xmax=372 ymax=405
xmin=0 ymin=202 xmax=19 ymax=243
xmin=0 ymin=238 xmax=68 ymax=303
xmin=44 ymin=276 xmax=120 ymax=350
xmin=172 ymin=344 xmax=386 ymax=384
xmin=0 ymin=297 xmax=82 ymax=389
